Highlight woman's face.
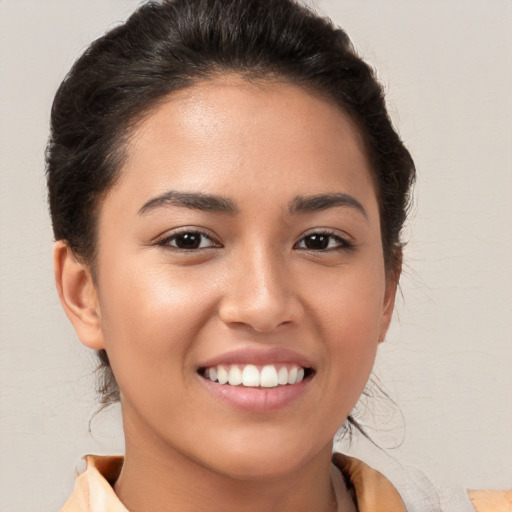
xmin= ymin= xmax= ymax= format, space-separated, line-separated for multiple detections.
xmin=88 ymin=77 xmax=397 ymax=478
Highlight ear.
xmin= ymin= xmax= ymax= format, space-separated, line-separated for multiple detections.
xmin=53 ymin=241 xmax=105 ymax=350
xmin=378 ymin=253 xmax=402 ymax=343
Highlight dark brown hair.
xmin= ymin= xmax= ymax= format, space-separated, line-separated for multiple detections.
xmin=46 ymin=0 xmax=415 ymax=431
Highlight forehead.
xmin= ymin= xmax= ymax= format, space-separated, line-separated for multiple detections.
xmin=110 ymin=76 xmax=377 ymax=214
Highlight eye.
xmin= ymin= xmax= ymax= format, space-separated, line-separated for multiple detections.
xmin=158 ymin=230 xmax=220 ymax=250
xmin=295 ymin=232 xmax=353 ymax=251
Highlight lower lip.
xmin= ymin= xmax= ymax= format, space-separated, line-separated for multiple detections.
xmin=199 ymin=374 xmax=312 ymax=412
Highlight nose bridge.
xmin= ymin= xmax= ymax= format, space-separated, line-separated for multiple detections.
xmin=245 ymin=242 xmax=282 ymax=298
xmin=219 ymin=239 xmax=301 ymax=331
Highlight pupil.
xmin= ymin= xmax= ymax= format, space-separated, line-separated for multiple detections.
xmin=177 ymin=233 xmax=200 ymax=249
xmin=306 ymin=234 xmax=328 ymax=250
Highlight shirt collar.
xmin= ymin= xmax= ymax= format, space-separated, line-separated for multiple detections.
xmin=62 ymin=453 xmax=406 ymax=512
xmin=332 ymin=452 xmax=406 ymax=512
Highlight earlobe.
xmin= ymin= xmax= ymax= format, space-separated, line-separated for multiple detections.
xmin=53 ymin=241 xmax=105 ymax=350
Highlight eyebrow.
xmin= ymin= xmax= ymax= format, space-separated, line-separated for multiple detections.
xmin=288 ymin=193 xmax=367 ymax=219
xmin=138 ymin=190 xmax=367 ymax=219
xmin=138 ymin=190 xmax=239 ymax=215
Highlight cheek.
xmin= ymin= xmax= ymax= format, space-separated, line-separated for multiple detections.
xmin=96 ymin=257 xmax=218 ymax=383
xmin=307 ymin=263 xmax=385 ymax=396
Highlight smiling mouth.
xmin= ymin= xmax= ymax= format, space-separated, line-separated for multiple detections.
xmin=198 ymin=364 xmax=314 ymax=388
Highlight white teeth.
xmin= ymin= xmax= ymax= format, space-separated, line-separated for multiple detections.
xmin=204 ymin=363 xmax=308 ymax=387
xmin=287 ymin=366 xmax=298 ymax=384
xmin=260 ymin=365 xmax=279 ymax=387
xmin=217 ymin=365 xmax=229 ymax=385
xmin=277 ymin=367 xmax=288 ymax=385
xmin=242 ymin=364 xmax=260 ymax=387
xmin=228 ymin=365 xmax=243 ymax=386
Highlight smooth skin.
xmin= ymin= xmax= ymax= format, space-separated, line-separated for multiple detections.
xmin=54 ymin=77 xmax=399 ymax=512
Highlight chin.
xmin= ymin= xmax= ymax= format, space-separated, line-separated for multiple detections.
xmin=200 ymin=431 xmax=329 ymax=482
xmin=214 ymin=454 xmax=307 ymax=482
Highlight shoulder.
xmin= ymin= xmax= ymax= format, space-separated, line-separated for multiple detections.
xmin=333 ymin=452 xmax=407 ymax=512
xmin=334 ymin=452 xmax=512 ymax=512
xmin=468 ymin=489 xmax=512 ymax=512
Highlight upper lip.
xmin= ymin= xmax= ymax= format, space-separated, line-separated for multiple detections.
xmin=197 ymin=347 xmax=314 ymax=370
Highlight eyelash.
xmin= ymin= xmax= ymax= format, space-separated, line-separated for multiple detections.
xmin=157 ymin=229 xmax=220 ymax=251
xmin=294 ymin=231 xmax=354 ymax=252
xmin=156 ymin=229 xmax=354 ymax=253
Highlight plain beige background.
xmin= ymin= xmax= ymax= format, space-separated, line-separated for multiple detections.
xmin=0 ymin=1 xmax=511 ymax=510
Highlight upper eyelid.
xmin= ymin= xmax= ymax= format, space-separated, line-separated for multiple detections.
xmin=157 ymin=228 xmax=221 ymax=246
xmin=297 ymin=228 xmax=353 ymax=241
xmin=294 ymin=230 xmax=355 ymax=251
xmin=296 ymin=234 xmax=349 ymax=245
xmin=154 ymin=227 xmax=353 ymax=246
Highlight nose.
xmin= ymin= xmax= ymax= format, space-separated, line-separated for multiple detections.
xmin=218 ymin=244 xmax=304 ymax=333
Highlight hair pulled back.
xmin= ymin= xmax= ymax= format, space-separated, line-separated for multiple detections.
xmin=46 ymin=0 xmax=415 ymax=423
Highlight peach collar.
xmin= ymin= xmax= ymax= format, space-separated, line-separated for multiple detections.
xmin=61 ymin=453 xmax=407 ymax=512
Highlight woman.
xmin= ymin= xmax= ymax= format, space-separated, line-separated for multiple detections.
xmin=46 ymin=0 xmax=509 ymax=510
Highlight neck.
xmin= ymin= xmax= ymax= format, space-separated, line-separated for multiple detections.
xmin=114 ymin=414 xmax=354 ymax=512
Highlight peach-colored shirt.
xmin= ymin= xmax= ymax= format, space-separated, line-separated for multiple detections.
xmin=61 ymin=454 xmax=511 ymax=512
